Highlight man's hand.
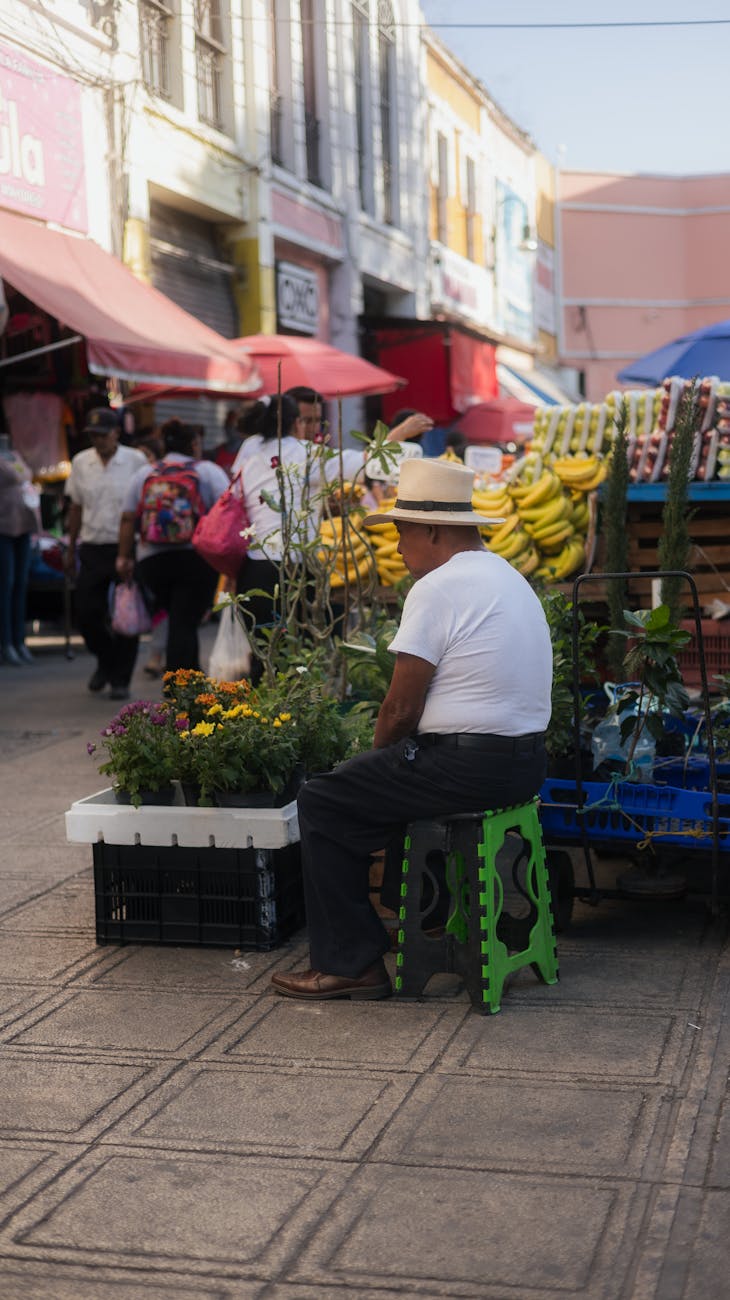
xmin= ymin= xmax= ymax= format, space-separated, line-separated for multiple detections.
xmin=387 ymin=412 xmax=434 ymax=443
xmin=115 ymin=555 xmax=134 ymax=581
xmin=373 ymin=652 xmax=436 ymax=749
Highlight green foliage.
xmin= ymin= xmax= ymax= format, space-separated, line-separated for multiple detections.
xmin=603 ymin=397 xmax=630 ymax=677
xmin=611 ymin=604 xmax=691 ymax=761
xmin=539 ymin=589 xmax=604 ymax=759
xmin=659 ymin=381 xmax=699 ymax=621
xmin=93 ymin=700 xmax=179 ymax=808
xmin=232 ymin=418 xmax=402 ymax=693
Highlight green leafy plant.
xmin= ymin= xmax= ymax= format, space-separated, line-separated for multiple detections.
xmin=659 ymin=381 xmax=699 ymax=622
xmin=539 ymin=589 xmax=604 ymax=761
xmin=612 ymin=603 xmax=692 ymax=766
xmin=603 ymin=396 xmax=630 ymax=678
xmin=232 ymin=415 xmax=402 ymax=693
xmin=90 ymin=700 xmax=179 ymax=808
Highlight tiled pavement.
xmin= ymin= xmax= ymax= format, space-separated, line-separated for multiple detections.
xmin=0 ymin=640 xmax=728 ymax=1298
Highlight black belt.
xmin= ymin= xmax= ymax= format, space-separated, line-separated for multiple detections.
xmin=416 ymin=731 xmax=545 ymax=755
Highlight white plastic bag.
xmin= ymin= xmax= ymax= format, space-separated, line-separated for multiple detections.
xmin=208 ymin=598 xmax=251 ymax=681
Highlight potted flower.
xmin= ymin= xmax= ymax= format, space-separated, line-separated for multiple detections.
xmin=90 ymin=700 xmax=179 ymax=808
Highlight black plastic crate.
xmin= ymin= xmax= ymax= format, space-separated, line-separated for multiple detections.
xmin=93 ymin=841 xmax=304 ymax=948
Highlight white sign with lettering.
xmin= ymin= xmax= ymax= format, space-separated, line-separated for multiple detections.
xmin=276 ymin=261 xmax=319 ymax=334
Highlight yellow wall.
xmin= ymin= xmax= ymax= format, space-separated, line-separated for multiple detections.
xmin=426 ymin=50 xmax=481 ymax=134
xmin=229 ymin=238 xmax=276 ymax=336
xmin=536 ymin=153 xmax=556 ymax=246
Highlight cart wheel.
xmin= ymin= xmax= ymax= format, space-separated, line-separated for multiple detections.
xmin=546 ymin=850 xmax=575 ymax=933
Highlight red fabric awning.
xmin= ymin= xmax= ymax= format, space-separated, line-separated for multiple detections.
xmin=0 ymin=209 xmax=260 ymax=392
xmin=373 ymin=324 xmax=498 ymax=425
xmin=232 ymin=334 xmax=405 ymax=398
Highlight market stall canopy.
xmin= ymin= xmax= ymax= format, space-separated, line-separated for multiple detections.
xmin=373 ymin=323 xmax=498 ymax=425
xmin=0 ymin=209 xmax=261 ymax=392
xmin=231 ymin=334 xmax=405 ymax=398
xmin=617 ymin=319 xmax=730 ymax=386
xmin=454 ymin=397 xmax=536 ymax=445
xmin=496 ymin=361 xmax=575 ymax=407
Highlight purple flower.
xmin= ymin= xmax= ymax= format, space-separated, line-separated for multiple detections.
xmin=150 ymin=712 xmax=166 ymax=726
xmin=259 ymin=493 xmax=266 ymax=505
xmin=175 ymin=717 xmax=189 ymax=731
xmin=87 ymin=742 xmax=96 ymax=756
xmin=270 ymin=455 xmax=280 ymax=469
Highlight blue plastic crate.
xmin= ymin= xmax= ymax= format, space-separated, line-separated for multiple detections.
xmin=539 ymin=778 xmax=730 ymax=850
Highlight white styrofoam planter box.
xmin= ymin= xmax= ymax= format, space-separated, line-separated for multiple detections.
xmin=65 ymin=787 xmax=300 ymax=851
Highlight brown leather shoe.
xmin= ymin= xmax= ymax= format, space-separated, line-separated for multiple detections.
xmin=271 ymin=958 xmax=392 ymax=1002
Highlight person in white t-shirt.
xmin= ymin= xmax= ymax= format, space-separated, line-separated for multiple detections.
xmin=271 ymin=457 xmax=552 ymax=1003
xmin=65 ymin=408 xmax=148 ymax=699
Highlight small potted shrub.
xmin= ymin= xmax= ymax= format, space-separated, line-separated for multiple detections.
xmin=90 ymin=700 xmax=179 ymax=808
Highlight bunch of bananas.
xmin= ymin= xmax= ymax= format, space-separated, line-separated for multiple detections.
xmin=472 ymin=482 xmax=515 ymax=527
xmin=316 ymin=516 xmax=375 ymax=590
xmin=551 ymin=454 xmax=607 ymax=492
xmin=363 ymin=517 xmax=410 ymax=586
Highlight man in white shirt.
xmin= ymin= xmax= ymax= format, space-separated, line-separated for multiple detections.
xmin=271 ymin=457 xmax=553 ymax=1003
xmin=65 ymin=409 xmax=148 ymax=699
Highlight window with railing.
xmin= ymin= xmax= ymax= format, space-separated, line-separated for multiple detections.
xmin=139 ymin=0 xmax=173 ymax=99
xmin=300 ymin=0 xmax=321 ymax=185
xmin=269 ymin=0 xmax=284 ymax=164
xmin=194 ymin=0 xmax=226 ymax=130
xmin=377 ymin=0 xmax=396 ymax=224
xmin=436 ymin=131 xmax=448 ymax=244
xmin=352 ymin=0 xmax=370 ymax=209
xmin=465 ymin=156 xmax=477 ymax=261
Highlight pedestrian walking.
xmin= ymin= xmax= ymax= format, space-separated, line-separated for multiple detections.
xmin=0 ymin=433 xmax=40 ymax=666
xmin=117 ymin=420 xmax=229 ymax=671
xmin=64 ymin=408 xmax=148 ymax=699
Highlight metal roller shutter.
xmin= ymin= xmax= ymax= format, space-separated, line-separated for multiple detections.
xmin=149 ymin=201 xmax=238 ymax=340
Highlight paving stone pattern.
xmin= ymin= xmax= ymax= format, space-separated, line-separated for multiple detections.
xmin=0 ymin=647 xmax=728 ymax=1298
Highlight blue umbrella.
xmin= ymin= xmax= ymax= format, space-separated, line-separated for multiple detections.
xmin=617 ymin=319 xmax=730 ymax=385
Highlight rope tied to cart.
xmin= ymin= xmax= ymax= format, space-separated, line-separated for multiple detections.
xmin=541 ymin=770 xmax=725 ymax=853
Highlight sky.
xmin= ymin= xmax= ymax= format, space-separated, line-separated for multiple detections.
xmin=419 ymin=1 xmax=729 ymax=175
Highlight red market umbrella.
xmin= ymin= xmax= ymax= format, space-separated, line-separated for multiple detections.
xmin=232 ymin=334 xmax=405 ymax=398
xmin=454 ymin=398 xmax=536 ymax=445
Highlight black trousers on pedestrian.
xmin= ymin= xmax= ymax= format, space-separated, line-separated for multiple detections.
xmin=296 ymin=735 xmax=547 ymax=978
xmin=136 ymin=549 xmax=218 ymax=671
xmin=75 ymin=543 xmax=138 ymax=687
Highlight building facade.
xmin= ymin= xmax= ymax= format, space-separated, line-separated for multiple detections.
xmin=558 ymin=170 xmax=730 ymax=401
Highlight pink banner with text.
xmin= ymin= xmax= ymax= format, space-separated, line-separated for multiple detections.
xmin=0 ymin=42 xmax=87 ymax=233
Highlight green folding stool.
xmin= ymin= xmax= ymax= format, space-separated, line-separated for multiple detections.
xmin=394 ymin=798 xmax=559 ymax=1014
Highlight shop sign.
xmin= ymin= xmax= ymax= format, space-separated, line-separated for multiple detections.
xmin=276 ymin=261 xmax=319 ymax=334
xmin=431 ymin=244 xmax=492 ymax=325
xmin=0 ymin=42 xmax=87 ymax=233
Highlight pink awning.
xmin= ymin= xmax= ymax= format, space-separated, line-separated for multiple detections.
xmin=0 ymin=209 xmax=260 ymax=392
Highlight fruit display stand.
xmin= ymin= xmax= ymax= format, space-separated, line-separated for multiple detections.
xmin=65 ymin=788 xmax=304 ymax=949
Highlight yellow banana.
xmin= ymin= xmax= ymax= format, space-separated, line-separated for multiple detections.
xmin=486 ymin=514 xmax=521 ymax=547
xmin=532 ymin=521 xmax=575 ymax=549
xmin=517 ymin=470 xmax=561 ymax=511
xmin=553 ymin=455 xmax=600 ymax=483
xmin=519 ymin=491 xmax=571 ymax=528
xmin=491 ymin=529 xmax=531 ymax=561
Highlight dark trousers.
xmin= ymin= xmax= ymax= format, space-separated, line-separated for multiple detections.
xmin=0 ymin=532 xmax=32 ymax=649
xmin=297 ymin=736 xmax=547 ymax=978
xmin=75 ymin=543 xmax=138 ymax=687
xmin=137 ymin=549 xmax=218 ymax=671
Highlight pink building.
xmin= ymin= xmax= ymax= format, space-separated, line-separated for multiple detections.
xmin=558 ymin=171 xmax=730 ymax=401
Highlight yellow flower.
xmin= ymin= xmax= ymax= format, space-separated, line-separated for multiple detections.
xmin=279 ymin=712 xmax=291 ymax=722
xmin=206 ymin=703 xmax=223 ymax=716
xmin=252 ymin=711 xmax=260 ymax=719
xmin=191 ymin=721 xmax=215 ymax=737
xmin=273 ymin=718 xmax=281 ymax=728
xmin=180 ymin=731 xmax=190 ymax=739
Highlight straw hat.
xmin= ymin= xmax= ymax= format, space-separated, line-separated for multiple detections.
xmin=363 ymin=457 xmax=503 ymax=527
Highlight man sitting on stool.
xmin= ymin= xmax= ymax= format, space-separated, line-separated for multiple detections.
xmin=271 ymin=457 xmax=553 ymax=1002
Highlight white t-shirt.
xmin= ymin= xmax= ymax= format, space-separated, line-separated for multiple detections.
xmin=232 ymin=436 xmax=366 ymax=561
xmin=388 ymin=549 xmax=552 ymax=736
xmin=67 ymin=444 xmax=148 ymax=544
